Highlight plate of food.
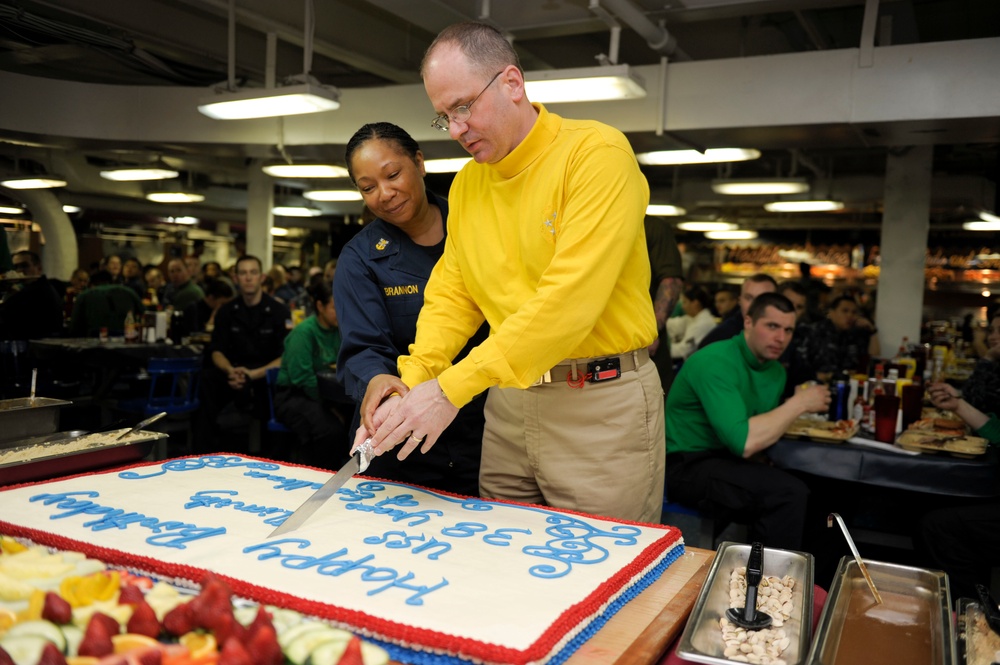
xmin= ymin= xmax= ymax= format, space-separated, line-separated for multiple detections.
xmin=896 ymin=428 xmax=988 ymax=457
xmin=919 ymin=406 xmax=967 ymax=433
xmin=785 ymin=416 xmax=858 ymax=443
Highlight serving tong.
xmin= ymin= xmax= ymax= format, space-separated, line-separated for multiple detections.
xmin=726 ymin=541 xmax=773 ymax=630
xmin=828 ymin=512 xmax=882 ymax=604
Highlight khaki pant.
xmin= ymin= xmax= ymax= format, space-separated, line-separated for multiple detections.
xmin=480 ymin=356 xmax=665 ymax=523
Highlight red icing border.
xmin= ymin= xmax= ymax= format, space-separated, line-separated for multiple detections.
xmin=0 ymin=454 xmax=681 ymax=664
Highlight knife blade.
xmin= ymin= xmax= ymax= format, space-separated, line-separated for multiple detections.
xmin=116 ymin=411 xmax=168 ymax=440
xmin=268 ymin=438 xmax=375 ymax=538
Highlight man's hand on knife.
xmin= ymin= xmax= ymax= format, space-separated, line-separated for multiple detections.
xmin=360 ymin=379 xmax=459 ymax=461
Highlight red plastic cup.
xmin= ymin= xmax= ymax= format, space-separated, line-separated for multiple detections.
xmin=874 ymin=393 xmax=901 ymax=443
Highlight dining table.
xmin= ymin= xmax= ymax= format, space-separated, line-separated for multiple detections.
xmin=767 ymin=434 xmax=999 ymax=498
xmin=30 ymin=336 xmax=204 ymax=402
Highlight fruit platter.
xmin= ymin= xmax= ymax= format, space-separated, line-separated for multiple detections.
xmin=0 ymin=536 xmax=389 ymax=665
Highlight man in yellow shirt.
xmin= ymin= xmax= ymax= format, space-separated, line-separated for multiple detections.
xmin=357 ymin=21 xmax=663 ymax=523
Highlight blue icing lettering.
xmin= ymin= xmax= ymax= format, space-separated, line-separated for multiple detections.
xmin=521 ymin=514 xmax=643 ymax=579
xmin=185 ymin=490 xmax=292 ymax=526
xmin=364 ymin=531 xmax=451 ymax=560
xmin=483 ymin=527 xmax=532 ymax=546
xmin=439 ymin=522 xmax=488 ymax=538
xmin=118 ymin=455 xmax=281 ymax=479
xmin=343 ymin=500 xmax=442 ymax=527
xmin=28 ymin=491 xmax=225 ymax=549
xmin=242 ymin=539 xmax=447 ymax=605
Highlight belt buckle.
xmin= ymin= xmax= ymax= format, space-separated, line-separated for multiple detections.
xmin=531 ymin=370 xmax=552 ymax=387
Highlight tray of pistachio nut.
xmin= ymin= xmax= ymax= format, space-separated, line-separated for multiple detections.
xmin=0 ymin=535 xmax=390 ymax=665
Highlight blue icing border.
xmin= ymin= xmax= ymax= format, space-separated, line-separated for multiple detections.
xmin=365 ymin=542 xmax=686 ymax=665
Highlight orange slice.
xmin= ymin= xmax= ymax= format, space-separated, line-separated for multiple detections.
xmin=112 ymin=632 xmax=161 ymax=654
xmin=0 ymin=606 xmax=17 ymax=635
xmin=66 ymin=658 xmax=101 ymax=665
xmin=180 ymin=631 xmax=218 ymax=659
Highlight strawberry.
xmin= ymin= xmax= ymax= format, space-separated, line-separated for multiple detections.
xmin=243 ymin=623 xmax=282 ymax=665
xmin=245 ymin=606 xmax=274 ymax=638
xmin=126 ymin=600 xmax=161 ymax=638
xmin=36 ymin=642 xmax=67 ymax=665
xmin=78 ymin=613 xmax=115 ymax=658
xmin=118 ymin=584 xmax=146 ymax=605
xmin=0 ymin=646 xmax=12 ymax=665
xmin=41 ymin=590 xmax=73 ymax=624
xmin=217 ymin=636 xmax=253 ymax=665
xmin=212 ymin=612 xmax=245 ymax=647
xmin=162 ymin=601 xmax=195 ymax=637
xmin=89 ymin=610 xmax=121 ymax=637
xmin=126 ymin=647 xmax=163 ymax=665
xmin=336 ymin=637 xmax=364 ymax=665
xmin=189 ymin=576 xmax=233 ymax=632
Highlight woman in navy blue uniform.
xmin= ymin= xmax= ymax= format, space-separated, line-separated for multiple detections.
xmin=333 ymin=122 xmax=486 ymax=496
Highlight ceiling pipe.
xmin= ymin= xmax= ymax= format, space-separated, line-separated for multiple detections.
xmin=599 ymin=0 xmax=691 ymax=61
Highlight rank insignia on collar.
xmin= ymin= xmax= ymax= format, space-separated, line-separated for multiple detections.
xmin=376 ymin=238 xmax=389 ymax=251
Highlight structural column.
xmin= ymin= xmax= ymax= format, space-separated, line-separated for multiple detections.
xmin=875 ymin=145 xmax=932 ymax=355
xmin=245 ymin=161 xmax=274 ymax=270
xmin=1 ymin=186 xmax=76 ymax=280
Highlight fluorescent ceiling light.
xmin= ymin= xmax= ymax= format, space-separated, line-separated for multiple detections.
xmin=273 ymin=205 xmax=321 ymax=217
xmin=0 ymin=175 xmax=67 ymax=189
xmin=271 ymin=227 xmax=290 ymax=236
xmin=146 ymin=192 xmax=205 ymax=203
xmin=100 ymin=167 xmax=179 ymax=182
xmin=303 ymin=190 xmax=362 ymax=202
xmin=963 ymin=221 xmax=1000 ymax=231
xmin=198 ymin=82 xmax=340 ymax=120
xmin=980 ymin=210 xmax=1000 ymax=224
xmin=425 ymin=157 xmax=472 ymax=174
xmin=62 ymin=205 xmax=81 ymax=213
xmin=165 ymin=216 xmax=198 ymax=225
xmin=262 ymin=163 xmax=349 ymax=178
xmin=646 ymin=204 xmax=686 ymax=216
xmin=677 ymin=221 xmax=738 ymax=232
xmin=764 ymin=200 xmax=844 ymax=212
xmin=706 ymin=230 xmax=759 ymax=240
xmin=637 ymin=148 xmax=761 ymax=166
xmin=712 ymin=178 xmax=809 ymax=195
xmin=524 ymin=64 xmax=645 ymax=103
xmin=0 ymin=204 xmax=23 ymax=214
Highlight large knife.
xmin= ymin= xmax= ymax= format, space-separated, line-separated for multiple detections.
xmin=268 ymin=439 xmax=375 ymax=538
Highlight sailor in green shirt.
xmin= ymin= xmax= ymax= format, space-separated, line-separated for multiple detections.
xmin=665 ymin=292 xmax=830 ymax=550
xmin=275 ymin=281 xmax=346 ymax=468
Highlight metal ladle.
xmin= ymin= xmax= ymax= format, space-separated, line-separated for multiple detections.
xmin=828 ymin=512 xmax=882 ymax=604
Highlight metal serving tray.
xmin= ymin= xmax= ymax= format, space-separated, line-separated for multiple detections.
xmin=807 ymin=558 xmax=955 ymax=665
xmin=0 ymin=429 xmax=163 ymax=486
xmin=677 ymin=541 xmax=815 ymax=665
xmin=0 ymin=397 xmax=72 ymax=447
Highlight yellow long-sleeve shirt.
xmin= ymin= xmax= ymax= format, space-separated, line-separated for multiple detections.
xmin=399 ymin=104 xmax=656 ymax=406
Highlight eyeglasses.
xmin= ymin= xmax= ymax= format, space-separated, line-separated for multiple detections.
xmin=431 ymin=71 xmax=504 ymax=132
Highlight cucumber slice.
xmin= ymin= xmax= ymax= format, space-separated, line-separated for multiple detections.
xmin=4 ymin=620 xmax=66 ymax=653
xmin=233 ymin=605 xmax=258 ymax=627
xmin=286 ymin=629 xmax=351 ymax=665
xmin=0 ymin=634 xmax=48 ymax=665
xmin=306 ymin=638 xmax=349 ymax=665
xmin=360 ymin=641 xmax=390 ymax=665
xmin=61 ymin=624 xmax=83 ymax=657
xmin=277 ymin=621 xmax=332 ymax=650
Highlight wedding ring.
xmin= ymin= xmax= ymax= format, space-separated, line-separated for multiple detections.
xmin=409 ymin=434 xmax=426 ymax=444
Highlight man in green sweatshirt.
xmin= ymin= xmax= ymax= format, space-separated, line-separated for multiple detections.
xmin=665 ymin=292 xmax=830 ymax=550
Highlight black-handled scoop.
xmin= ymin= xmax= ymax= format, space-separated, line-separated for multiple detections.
xmin=726 ymin=542 xmax=773 ymax=630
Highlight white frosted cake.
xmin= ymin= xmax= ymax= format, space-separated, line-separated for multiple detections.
xmin=0 ymin=455 xmax=684 ymax=664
